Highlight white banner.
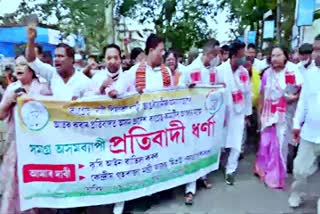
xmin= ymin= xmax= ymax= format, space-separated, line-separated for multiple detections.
xmin=15 ymin=87 xmax=225 ymax=210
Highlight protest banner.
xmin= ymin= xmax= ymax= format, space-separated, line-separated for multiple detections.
xmin=15 ymin=87 xmax=225 ymax=210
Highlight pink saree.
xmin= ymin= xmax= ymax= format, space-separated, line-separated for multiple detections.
xmin=254 ymin=68 xmax=290 ymax=189
xmin=0 ymin=80 xmax=51 ymax=213
xmin=254 ymin=125 xmax=287 ymax=189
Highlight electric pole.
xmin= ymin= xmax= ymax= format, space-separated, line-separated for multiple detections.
xmin=276 ymin=0 xmax=281 ymax=43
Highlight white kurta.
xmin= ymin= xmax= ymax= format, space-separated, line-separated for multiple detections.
xmin=112 ymin=63 xmax=173 ymax=96
xmin=216 ymin=60 xmax=252 ymax=152
xmin=294 ymin=65 xmax=320 ymax=143
xmin=90 ymin=68 xmax=123 ymax=95
xmin=28 ymin=58 xmax=91 ymax=100
xmin=179 ymin=55 xmax=215 ymax=86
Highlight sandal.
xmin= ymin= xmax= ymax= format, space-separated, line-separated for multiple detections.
xmin=201 ymin=179 xmax=213 ymax=189
xmin=184 ymin=192 xmax=194 ymax=205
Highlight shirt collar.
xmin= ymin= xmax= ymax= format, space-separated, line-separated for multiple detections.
xmin=145 ymin=63 xmax=162 ymax=72
xmin=104 ymin=67 xmax=123 ymax=77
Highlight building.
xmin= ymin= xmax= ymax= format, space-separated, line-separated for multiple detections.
xmin=291 ymin=0 xmax=320 ymax=48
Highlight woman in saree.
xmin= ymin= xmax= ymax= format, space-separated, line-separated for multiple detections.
xmin=0 ymin=54 xmax=51 ymax=213
xmin=254 ymin=46 xmax=303 ymax=189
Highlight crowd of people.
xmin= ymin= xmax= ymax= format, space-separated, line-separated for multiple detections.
xmin=0 ymin=25 xmax=320 ymax=214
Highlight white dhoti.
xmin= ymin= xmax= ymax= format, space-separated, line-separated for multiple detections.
xmin=225 ymin=111 xmax=245 ymax=174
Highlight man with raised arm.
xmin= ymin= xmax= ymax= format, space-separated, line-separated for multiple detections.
xmin=26 ymin=27 xmax=91 ymax=101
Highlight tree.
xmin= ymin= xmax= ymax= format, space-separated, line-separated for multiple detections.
xmin=119 ymin=0 xmax=217 ymax=53
xmin=219 ymin=0 xmax=296 ymax=48
xmin=0 ymin=0 xmax=112 ymax=53
xmin=1 ymin=0 xmax=218 ymax=54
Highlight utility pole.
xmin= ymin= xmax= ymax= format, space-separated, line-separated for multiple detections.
xmin=105 ymin=0 xmax=115 ymax=44
xmin=276 ymin=0 xmax=281 ymax=43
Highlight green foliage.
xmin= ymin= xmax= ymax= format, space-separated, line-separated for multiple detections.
xmin=0 ymin=0 xmax=110 ymax=52
xmin=1 ymin=0 xmax=218 ymax=54
xmin=119 ymin=0 xmax=217 ymax=53
xmin=219 ymin=0 xmax=296 ymax=48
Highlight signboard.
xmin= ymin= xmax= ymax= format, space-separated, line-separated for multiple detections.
xmin=263 ymin=20 xmax=275 ymax=39
xmin=296 ymin=0 xmax=316 ymax=26
xmin=247 ymin=31 xmax=257 ymax=44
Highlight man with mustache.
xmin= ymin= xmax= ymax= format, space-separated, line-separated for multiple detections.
xmin=89 ymin=44 xmax=124 ymax=95
xmin=26 ymin=27 xmax=91 ymax=101
xmin=26 ymin=26 xmax=91 ymax=214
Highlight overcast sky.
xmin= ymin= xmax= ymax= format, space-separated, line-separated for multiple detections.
xmin=0 ymin=0 xmax=234 ymax=43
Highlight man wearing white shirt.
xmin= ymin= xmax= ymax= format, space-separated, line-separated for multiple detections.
xmin=289 ymin=36 xmax=320 ymax=208
xmin=89 ymin=44 xmax=123 ymax=95
xmin=216 ymin=41 xmax=252 ymax=186
xmin=180 ymin=39 xmax=221 ymax=87
xmin=108 ymin=34 xmax=172 ymax=98
xmin=106 ymin=34 xmax=172 ymax=213
xmin=179 ymin=39 xmax=220 ymax=205
xmin=298 ymin=43 xmax=314 ymax=78
xmin=26 ymin=27 xmax=91 ymax=101
xmin=26 ymin=26 xmax=91 ymax=214
xmin=287 ymin=44 xmax=314 ymax=174
xmin=85 ymin=43 xmax=126 ymax=214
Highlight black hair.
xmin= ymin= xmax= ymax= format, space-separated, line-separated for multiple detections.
xmin=202 ymin=38 xmax=220 ymax=54
xmin=145 ymin=34 xmax=164 ymax=55
xmin=15 ymin=54 xmax=37 ymax=79
xmin=221 ymin=45 xmax=229 ymax=52
xmin=229 ymin=40 xmax=246 ymax=58
xmin=35 ymin=44 xmax=43 ymax=55
xmin=271 ymin=45 xmax=289 ymax=66
xmin=103 ymin=44 xmax=121 ymax=58
xmin=164 ymin=50 xmax=178 ymax=61
xmin=130 ymin=47 xmax=144 ymax=60
xmin=164 ymin=50 xmax=178 ymax=71
xmin=299 ymin=43 xmax=313 ymax=55
xmin=56 ymin=43 xmax=75 ymax=62
xmin=88 ymin=55 xmax=97 ymax=60
xmin=315 ymin=34 xmax=320 ymax=41
xmin=247 ymin=43 xmax=256 ymax=50
xmin=4 ymin=65 xmax=13 ymax=72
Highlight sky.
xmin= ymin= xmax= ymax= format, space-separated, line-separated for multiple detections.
xmin=0 ymin=0 xmax=234 ymax=43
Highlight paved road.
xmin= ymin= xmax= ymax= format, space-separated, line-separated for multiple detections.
xmin=87 ymin=150 xmax=320 ymax=214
